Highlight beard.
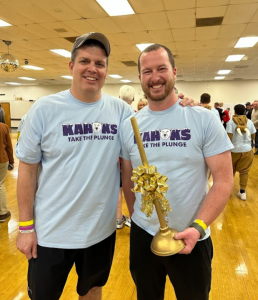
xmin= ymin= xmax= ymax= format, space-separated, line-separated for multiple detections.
xmin=142 ymin=79 xmax=175 ymax=102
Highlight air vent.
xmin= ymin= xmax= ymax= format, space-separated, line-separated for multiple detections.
xmin=177 ymin=75 xmax=183 ymax=77
xmin=46 ymin=79 xmax=55 ymax=81
xmin=121 ymin=61 xmax=137 ymax=67
xmin=196 ymin=17 xmax=223 ymax=27
xmin=64 ymin=37 xmax=77 ymax=43
xmin=234 ymin=78 xmax=243 ymax=80
xmin=54 ymin=28 xmax=68 ymax=33
xmin=234 ymin=65 xmax=249 ymax=69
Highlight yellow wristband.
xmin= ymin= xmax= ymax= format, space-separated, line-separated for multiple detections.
xmin=19 ymin=220 xmax=34 ymax=226
xmin=194 ymin=219 xmax=207 ymax=231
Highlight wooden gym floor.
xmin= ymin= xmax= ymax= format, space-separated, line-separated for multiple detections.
xmin=0 ymin=133 xmax=258 ymax=300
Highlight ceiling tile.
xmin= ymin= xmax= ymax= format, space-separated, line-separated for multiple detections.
xmin=129 ymin=0 xmax=165 ymax=13
xmin=0 ymin=26 xmax=40 ymax=40
xmin=87 ymin=17 xmax=123 ymax=33
xmin=175 ymin=41 xmax=195 ymax=50
xmin=215 ymin=38 xmax=238 ymax=48
xmin=251 ymin=9 xmax=258 ymax=22
xmin=0 ymin=3 xmax=35 ymax=25
xmin=223 ymin=3 xmax=258 ymax=24
xmin=172 ymin=28 xmax=195 ymax=41
xmin=196 ymin=6 xmax=227 ymax=18
xmin=40 ymin=22 xmax=79 ymax=37
xmin=197 ymin=0 xmax=230 ymax=7
xmin=63 ymin=20 xmax=98 ymax=35
xmin=112 ymin=15 xmax=146 ymax=32
xmin=196 ymin=26 xmax=220 ymax=40
xmin=29 ymin=0 xmax=82 ymax=21
xmin=19 ymin=24 xmax=59 ymax=39
xmin=138 ymin=12 xmax=170 ymax=30
xmin=148 ymin=30 xmax=173 ymax=43
xmin=167 ymin=9 xmax=195 ymax=28
xmin=105 ymin=33 xmax=133 ymax=46
xmin=241 ymin=23 xmax=258 ymax=35
xmin=163 ymin=0 xmax=195 ymax=10
xmin=2 ymin=0 xmax=57 ymax=23
xmin=62 ymin=0 xmax=108 ymax=18
xmin=126 ymin=32 xmax=154 ymax=44
xmin=195 ymin=40 xmax=217 ymax=49
xmin=229 ymin=0 xmax=258 ymax=4
xmin=218 ymin=24 xmax=246 ymax=38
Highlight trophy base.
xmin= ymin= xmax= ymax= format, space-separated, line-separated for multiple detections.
xmin=151 ymin=226 xmax=185 ymax=256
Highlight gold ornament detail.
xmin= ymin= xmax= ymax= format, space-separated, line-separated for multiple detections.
xmin=131 ymin=165 xmax=171 ymax=219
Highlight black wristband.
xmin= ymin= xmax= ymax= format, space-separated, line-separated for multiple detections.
xmin=190 ymin=222 xmax=206 ymax=239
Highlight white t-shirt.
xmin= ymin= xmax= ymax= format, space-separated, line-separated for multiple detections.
xmin=120 ymin=100 xmax=233 ymax=238
xmin=226 ymin=119 xmax=256 ymax=153
xmin=16 ymin=90 xmax=134 ymax=248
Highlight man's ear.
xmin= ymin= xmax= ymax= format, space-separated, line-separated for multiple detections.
xmin=173 ymin=67 xmax=177 ymax=79
xmin=69 ymin=61 xmax=73 ymax=75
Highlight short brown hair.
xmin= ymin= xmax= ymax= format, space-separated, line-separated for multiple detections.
xmin=138 ymin=44 xmax=175 ymax=74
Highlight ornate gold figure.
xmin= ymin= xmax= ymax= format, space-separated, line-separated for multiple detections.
xmin=130 ymin=117 xmax=185 ymax=256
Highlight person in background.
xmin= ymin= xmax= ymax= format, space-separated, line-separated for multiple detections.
xmin=137 ymin=98 xmax=148 ymax=111
xmin=226 ymin=104 xmax=256 ymax=200
xmin=17 ymin=114 xmax=28 ymax=141
xmin=214 ymin=102 xmax=225 ymax=122
xmin=116 ymin=85 xmax=135 ymax=229
xmin=251 ymin=100 xmax=258 ymax=155
xmin=200 ymin=93 xmax=220 ymax=118
xmin=222 ymin=108 xmax=230 ymax=129
xmin=0 ymin=122 xmax=14 ymax=222
xmin=245 ymin=102 xmax=253 ymax=120
xmin=0 ymin=103 xmax=5 ymax=124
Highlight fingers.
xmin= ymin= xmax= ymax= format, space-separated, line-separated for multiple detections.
xmin=32 ymin=242 xmax=38 ymax=259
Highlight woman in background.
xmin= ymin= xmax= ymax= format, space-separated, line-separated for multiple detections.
xmin=0 ymin=122 xmax=14 ymax=222
xmin=137 ymin=98 xmax=148 ymax=111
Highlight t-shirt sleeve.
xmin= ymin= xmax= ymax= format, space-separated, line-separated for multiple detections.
xmin=249 ymin=120 xmax=256 ymax=134
xmin=226 ymin=119 xmax=233 ymax=134
xmin=203 ymin=114 xmax=233 ymax=157
xmin=119 ymin=119 xmax=131 ymax=161
xmin=15 ymin=111 xmax=42 ymax=164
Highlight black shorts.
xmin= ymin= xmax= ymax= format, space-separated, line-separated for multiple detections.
xmin=28 ymin=231 xmax=116 ymax=300
xmin=120 ymin=170 xmax=122 ymax=187
xmin=130 ymin=221 xmax=213 ymax=300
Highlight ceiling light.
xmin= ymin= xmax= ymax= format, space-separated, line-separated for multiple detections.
xmin=136 ymin=44 xmax=154 ymax=52
xmin=218 ymin=70 xmax=231 ymax=75
xmin=96 ymin=0 xmax=135 ymax=16
xmin=61 ymin=75 xmax=73 ymax=79
xmin=22 ymin=65 xmax=45 ymax=70
xmin=234 ymin=37 xmax=258 ymax=48
xmin=0 ymin=19 xmax=12 ymax=27
xmin=214 ymin=76 xmax=225 ymax=80
xmin=0 ymin=40 xmax=19 ymax=72
xmin=226 ymin=55 xmax=245 ymax=62
xmin=109 ymin=74 xmax=123 ymax=78
xmin=5 ymin=82 xmax=22 ymax=85
xmin=50 ymin=49 xmax=71 ymax=58
xmin=18 ymin=77 xmax=36 ymax=81
xmin=120 ymin=79 xmax=132 ymax=83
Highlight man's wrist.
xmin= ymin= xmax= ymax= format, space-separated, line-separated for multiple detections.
xmin=189 ymin=219 xmax=207 ymax=239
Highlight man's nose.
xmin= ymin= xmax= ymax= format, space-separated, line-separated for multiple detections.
xmin=151 ymin=71 xmax=160 ymax=82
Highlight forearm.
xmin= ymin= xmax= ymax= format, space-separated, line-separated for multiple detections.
xmin=121 ymin=159 xmax=135 ymax=217
xmin=17 ymin=161 xmax=39 ymax=221
xmin=196 ymin=178 xmax=233 ymax=227
xmin=197 ymin=152 xmax=233 ymax=226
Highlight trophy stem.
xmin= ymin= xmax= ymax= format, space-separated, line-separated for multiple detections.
xmin=130 ymin=117 xmax=185 ymax=256
xmin=153 ymin=199 xmax=167 ymax=229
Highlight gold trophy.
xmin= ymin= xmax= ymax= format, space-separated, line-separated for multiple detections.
xmin=130 ymin=117 xmax=185 ymax=256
